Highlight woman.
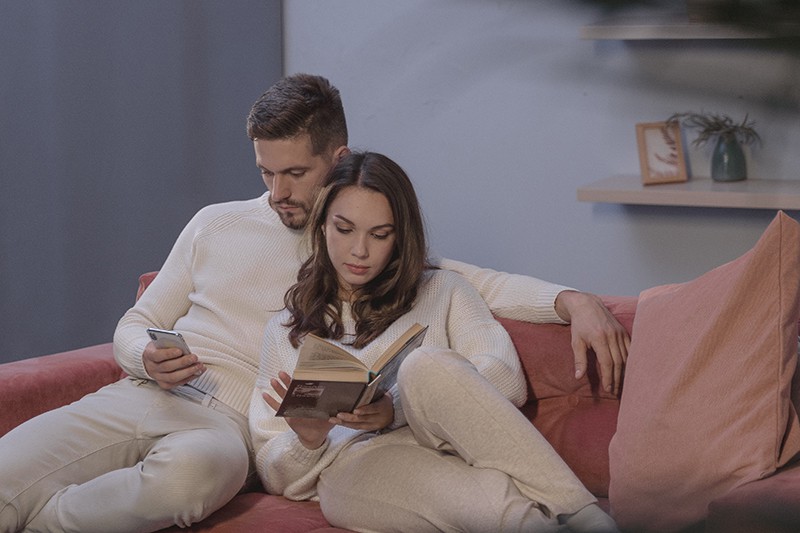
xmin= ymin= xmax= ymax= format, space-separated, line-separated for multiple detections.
xmin=249 ymin=151 xmax=618 ymax=532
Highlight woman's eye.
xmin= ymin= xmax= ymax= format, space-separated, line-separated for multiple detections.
xmin=335 ymin=226 xmax=352 ymax=234
xmin=372 ymin=233 xmax=390 ymax=240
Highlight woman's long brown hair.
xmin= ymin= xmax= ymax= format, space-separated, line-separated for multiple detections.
xmin=284 ymin=151 xmax=428 ymax=348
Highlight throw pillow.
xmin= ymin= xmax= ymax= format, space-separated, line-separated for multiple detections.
xmin=608 ymin=211 xmax=800 ymax=532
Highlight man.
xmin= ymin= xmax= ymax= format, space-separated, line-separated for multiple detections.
xmin=0 ymin=74 xmax=628 ymax=533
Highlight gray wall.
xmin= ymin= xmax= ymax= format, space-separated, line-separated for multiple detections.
xmin=1 ymin=1 xmax=282 ymax=363
xmin=283 ymin=0 xmax=800 ymax=296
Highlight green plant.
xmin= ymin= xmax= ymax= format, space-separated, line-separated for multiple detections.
xmin=667 ymin=111 xmax=761 ymax=148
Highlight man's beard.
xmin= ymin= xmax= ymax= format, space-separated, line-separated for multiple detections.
xmin=269 ymin=197 xmax=310 ymax=230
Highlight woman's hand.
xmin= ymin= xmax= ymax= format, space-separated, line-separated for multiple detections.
xmin=262 ymin=370 xmax=334 ymax=450
xmin=331 ymin=392 xmax=395 ymax=432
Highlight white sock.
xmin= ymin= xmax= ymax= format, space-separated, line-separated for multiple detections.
xmin=559 ymin=504 xmax=620 ymax=533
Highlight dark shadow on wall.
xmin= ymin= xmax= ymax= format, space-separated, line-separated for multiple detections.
xmin=0 ymin=0 xmax=282 ymax=363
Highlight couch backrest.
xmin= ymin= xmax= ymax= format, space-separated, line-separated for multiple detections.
xmin=137 ymin=271 xmax=159 ymax=301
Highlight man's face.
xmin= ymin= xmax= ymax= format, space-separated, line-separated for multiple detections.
xmin=253 ymin=134 xmax=340 ymax=230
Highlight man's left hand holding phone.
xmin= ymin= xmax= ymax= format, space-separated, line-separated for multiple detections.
xmin=144 ymin=328 xmax=206 ymax=390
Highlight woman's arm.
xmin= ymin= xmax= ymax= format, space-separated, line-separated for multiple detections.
xmin=441 ymin=272 xmax=528 ymax=406
xmin=250 ymin=316 xmax=358 ymax=500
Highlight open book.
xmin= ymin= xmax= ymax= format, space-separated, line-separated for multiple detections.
xmin=275 ymin=323 xmax=428 ymax=419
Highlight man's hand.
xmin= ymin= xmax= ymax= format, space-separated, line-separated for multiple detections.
xmin=142 ymin=341 xmax=205 ymax=390
xmin=555 ymin=290 xmax=630 ymax=395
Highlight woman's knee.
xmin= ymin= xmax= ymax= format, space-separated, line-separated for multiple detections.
xmin=398 ymin=347 xmax=472 ymax=400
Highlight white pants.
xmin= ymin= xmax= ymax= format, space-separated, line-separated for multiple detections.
xmin=0 ymin=378 xmax=253 ymax=533
xmin=318 ymin=348 xmax=596 ymax=533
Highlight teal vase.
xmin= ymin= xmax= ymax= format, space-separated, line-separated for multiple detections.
xmin=711 ymin=136 xmax=746 ymax=182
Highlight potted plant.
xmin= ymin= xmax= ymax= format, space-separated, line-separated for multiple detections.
xmin=667 ymin=111 xmax=761 ymax=182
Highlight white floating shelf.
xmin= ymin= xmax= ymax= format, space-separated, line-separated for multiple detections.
xmin=577 ymin=175 xmax=800 ymax=210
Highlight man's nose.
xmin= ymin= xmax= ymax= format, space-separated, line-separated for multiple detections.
xmin=270 ymin=174 xmax=290 ymax=202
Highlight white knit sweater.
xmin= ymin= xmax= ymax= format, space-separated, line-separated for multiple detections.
xmin=249 ymin=269 xmax=527 ymax=500
xmin=114 ymin=193 xmax=570 ymax=415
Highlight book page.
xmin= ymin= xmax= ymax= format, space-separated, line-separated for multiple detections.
xmin=297 ymin=335 xmax=368 ymax=371
xmin=371 ymin=323 xmax=428 ymax=372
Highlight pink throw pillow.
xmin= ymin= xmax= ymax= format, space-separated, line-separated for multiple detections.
xmin=608 ymin=211 xmax=800 ymax=532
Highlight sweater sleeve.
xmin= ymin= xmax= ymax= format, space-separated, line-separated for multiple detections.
xmin=112 ymin=210 xmax=198 ymax=378
xmin=250 ymin=315 xmax=360 ymax=500
xmin=435 ymin=256 xmax=572 ymax=325
xmin=443 ymin=273 xmax=528 ymax=407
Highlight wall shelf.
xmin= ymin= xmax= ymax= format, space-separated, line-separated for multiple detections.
xmin=577 ymin=175 xmax=800 ymax=210
xmin=581 ymin=12 xmax=800 ymax=40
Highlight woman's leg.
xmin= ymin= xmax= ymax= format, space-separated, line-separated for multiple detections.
xmin=396 ymin=347 xmax=598 ymax=519
xmin=318 ymin=427 xmax=566 ymax=533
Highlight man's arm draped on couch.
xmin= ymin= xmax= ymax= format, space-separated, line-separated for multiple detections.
xmin=113 ymin=213 xmax=629 ymax=397
xmin=437 ymin=258 xmax=629 ymax=395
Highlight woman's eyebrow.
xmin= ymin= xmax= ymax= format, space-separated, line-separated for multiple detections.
xmin=332 ymin=214 xmax=394 ymax=231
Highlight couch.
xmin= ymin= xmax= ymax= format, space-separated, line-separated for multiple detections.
xmin=2 ymin=272 xmax=800 ymax=532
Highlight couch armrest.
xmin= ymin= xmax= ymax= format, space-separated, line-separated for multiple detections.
xmin=0 ymin=343 xmax=122 ymax=437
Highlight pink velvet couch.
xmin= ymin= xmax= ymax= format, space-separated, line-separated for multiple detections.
xmin=2 ymin=277 xmax=800 ymax=532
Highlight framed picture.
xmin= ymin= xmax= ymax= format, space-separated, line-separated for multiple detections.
xmin=636 ymin=121 xmax=688 ymax=185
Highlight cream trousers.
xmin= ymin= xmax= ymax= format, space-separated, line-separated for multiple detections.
xmin=317 ymin=347 xmax=597 ymax=533
xmin=0 ymin=378 xmax=252 ymax=533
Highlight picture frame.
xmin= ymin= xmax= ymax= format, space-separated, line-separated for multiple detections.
xmin=636 ymin=121 xmax=688 ymax=185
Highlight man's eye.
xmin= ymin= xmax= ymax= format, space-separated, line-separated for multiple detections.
xmin=290 ymin=170 xmax=305 ymax=178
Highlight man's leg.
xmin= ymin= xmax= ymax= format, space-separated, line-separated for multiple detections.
xmin=0 ymin=378 xmax=154 ymax=532
xmin=1 ymin=378 xmax=251 ymax=533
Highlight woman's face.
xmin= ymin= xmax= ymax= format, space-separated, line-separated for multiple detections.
xmin=323 ymin=186 xmax=396 ymax=301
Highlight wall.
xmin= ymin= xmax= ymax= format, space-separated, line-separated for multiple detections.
xmin=282 ymin=0 xmax=800 ymax=296
xmin=0 ymin=1 xmax=282 ymax=363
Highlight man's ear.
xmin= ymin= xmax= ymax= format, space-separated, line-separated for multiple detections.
xmin=332 ymin=145 xmax=350 ymax=162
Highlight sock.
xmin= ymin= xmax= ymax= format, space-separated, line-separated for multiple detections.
xmin=559 ymin=504 xmax=620 ymax=533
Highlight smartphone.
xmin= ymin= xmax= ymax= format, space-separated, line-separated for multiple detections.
xmin=146 ymin=328 xmax=192 ymax=354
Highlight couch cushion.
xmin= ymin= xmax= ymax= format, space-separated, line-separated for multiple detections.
xmin=156 ymin=493 xmax=349 ymax=532
xmin=499 ymin=295 xmax=636 ymax=497
xmin=608 ymin=211 xmax=800 ymax=532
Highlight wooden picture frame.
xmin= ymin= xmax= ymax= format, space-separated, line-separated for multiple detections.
xmin=636 ymin=121 xmax=688 ymax=185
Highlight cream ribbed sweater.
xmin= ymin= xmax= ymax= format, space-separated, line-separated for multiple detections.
xmin=114 ymin=193 xmax=571 ymax=415
xmin=249 ymin=269 xmax=528 ymax=500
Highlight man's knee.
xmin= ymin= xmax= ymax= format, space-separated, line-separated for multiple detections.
xmin=145 ymin=433 xmax=249 ymax=515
